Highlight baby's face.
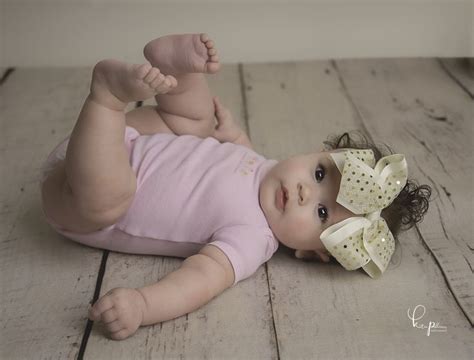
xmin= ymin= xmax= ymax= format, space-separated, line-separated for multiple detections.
xmin=259 ymin=150 xmax=354 ymax=254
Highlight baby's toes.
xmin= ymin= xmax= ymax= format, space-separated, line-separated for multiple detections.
xmin=150 ymin=73 xmax=165 ymax=89
xmin=205 ymin=61 xmax=220 ymax=74
xmin=167 ymin=75 xmax=178 ymax=88
xmin=204 ymin=40 xmax=215 ymax=50
xmin=134 ymin=63 xmax=153 ymax=80
xmin=143 ymin=67 xmax=161 ymax=84
xmin=154 ymin=75 xmax=177 ymax=93
xmin=208 ymin=48 xmax=217 ymax=57
xmin=200 ymin=33 xmax=210 ymax=44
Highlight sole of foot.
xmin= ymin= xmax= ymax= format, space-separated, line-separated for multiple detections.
xmin=143 ymin=33 xmax=220 ymax=75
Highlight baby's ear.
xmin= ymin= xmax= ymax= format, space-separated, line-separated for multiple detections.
xmin=295 ymin=249 xmax=331 ymax=263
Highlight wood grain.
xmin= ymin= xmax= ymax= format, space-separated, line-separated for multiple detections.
xmin=335 ymin=58 xmax=474 ymax=326
xmin=1 ymin=60 xmax=472 ymax=359
xmin=243 ymin=59 xmax=473 ymax=359
xmin=0 ymin=67 xmax=101 ymax=359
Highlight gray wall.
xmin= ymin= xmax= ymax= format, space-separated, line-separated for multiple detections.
xmin=1 ymin=0 xmax=473 ymax=67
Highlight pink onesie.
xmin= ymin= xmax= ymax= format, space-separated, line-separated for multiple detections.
xmin=40 ymin=127 xmax=279 ymax=285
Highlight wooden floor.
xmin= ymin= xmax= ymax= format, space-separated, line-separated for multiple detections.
xmin=1 ymin=58 xmax=473 ymax=359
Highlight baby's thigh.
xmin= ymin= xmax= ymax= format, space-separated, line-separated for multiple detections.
xmin=126 ymin=104 xmax=216 ymax=139
xmin=125 ymin=105 xmax=174 ymax=136
xmin=41 ymin=162 xmax=130 ymax=233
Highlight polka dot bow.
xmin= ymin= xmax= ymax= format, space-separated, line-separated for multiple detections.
xmin=320 ymin=149 xmax=408 ymax=278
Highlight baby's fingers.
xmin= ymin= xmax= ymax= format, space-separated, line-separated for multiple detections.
xmin=104 ymin=319 xmax=124 ymax=333
xmin=213 ymin=96 xmax=228 ymax=116
xmin=109 ymin=328 xmax=132 ymax=341
xmin=213 ymin=96 xmax=223 ymax=110
xmin=88 ymin=295 xmax=114 ymax=321
xmin=100 ymin=307 xmax=119 ymax=324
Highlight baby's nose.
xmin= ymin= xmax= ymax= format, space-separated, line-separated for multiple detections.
xmin=297 ymin=182 xmax=311 ymax=206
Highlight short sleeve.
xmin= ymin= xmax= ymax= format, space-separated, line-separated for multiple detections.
xmin=210 ymin=225 xmax=279 ymax=286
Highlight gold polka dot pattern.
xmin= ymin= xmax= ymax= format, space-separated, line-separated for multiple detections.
xmin=320 ymin=149 xmax=408 ymax=278
xmin=363 ymin=218 xmax=395 ymax=273
xmin=321 ymin=217 xmax=395 ymax=278
xmin=331 ymin=227 xmax=371 ymax=271
xmin=333 ymin=150 xmax=408 ymax=215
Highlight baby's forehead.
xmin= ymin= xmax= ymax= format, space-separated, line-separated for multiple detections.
xmin=318 ymin=152 xmax=342 ymax=180
xmin=319 ymin=149 xmax=343 ymax=167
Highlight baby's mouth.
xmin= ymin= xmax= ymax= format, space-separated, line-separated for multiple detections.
xmin=276 ymin=184 xmax=289 ymax=212
xmin=282 ymin=185 xmax=288 ymax=208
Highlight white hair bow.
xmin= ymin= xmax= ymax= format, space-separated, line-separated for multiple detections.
xmin=320 ymin=149 xmax=408 ymax=278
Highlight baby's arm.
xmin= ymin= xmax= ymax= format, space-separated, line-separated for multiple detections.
xmin=139 ymin=245 xmax=234 ymax=326
xmin=88 ymin=245 xmax=234 ymax=340
xmin=212 ymin=97 xmax=253 ymax=149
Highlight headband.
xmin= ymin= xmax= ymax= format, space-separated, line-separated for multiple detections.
xmin=320 ymin=149 xmax=408 ymax=278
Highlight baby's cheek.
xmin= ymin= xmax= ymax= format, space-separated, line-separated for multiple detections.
xmin=287 ymin=216 xmax=314 ymax=237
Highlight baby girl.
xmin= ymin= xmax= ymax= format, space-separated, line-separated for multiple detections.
xmin=40 ymin=34 xmax=431 ymax=340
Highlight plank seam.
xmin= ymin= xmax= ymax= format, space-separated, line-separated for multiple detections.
xmin=414 ymin=225 xmax=473 ymax=326
xmin=0 ymin=68 xmax=15 ymax=86
xmin=241 ymin=63 xmax=279 ymax=357
xmin=77 ymin=250 xmax=110 ymax=359
xmin=264 ymin=263 xmax=281 ymax=360
xmin=238 ymin=63 xmax=251 ymax=139
xmin=437 ymin=59 xmax=474 ymax=100
xmin=330 ymin=60 xmax=373 ymax=142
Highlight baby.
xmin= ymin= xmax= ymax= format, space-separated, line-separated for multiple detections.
xmin=40 ymin=34 xmax=431 ymax=340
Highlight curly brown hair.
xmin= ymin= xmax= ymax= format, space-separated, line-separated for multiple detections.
xmin=323 ymin=131 xmax=432 ymax=238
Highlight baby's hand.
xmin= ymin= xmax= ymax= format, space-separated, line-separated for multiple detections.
xmin=88 ymin=287 xmax=147 ymax=340
xmin=213 ymin=96 xmax=242 ymax=143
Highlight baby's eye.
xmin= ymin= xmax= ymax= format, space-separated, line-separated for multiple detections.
xmin=315 ymin=166 xmax=325 ymax=182
xmin=317 ymin=205 xmax=329 ymax=222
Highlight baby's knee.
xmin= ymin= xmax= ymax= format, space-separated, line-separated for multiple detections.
xmin=161 ymin=112 xmax=216 ymax=139
xmin=194 ymin=116 xmax=217 ymax=138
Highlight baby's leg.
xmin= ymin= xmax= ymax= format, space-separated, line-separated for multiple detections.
xmin=143 ymin=34 xmax=220 ymax=138
xmin=41 ymin=59 xmax=176 ymax=233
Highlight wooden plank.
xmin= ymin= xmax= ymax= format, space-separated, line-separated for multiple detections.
xmin=85 ymin=65 xmax=277 ymax=358
xmin=0 ymin=67 xmax=101 ymax=359
xmin=243 ymin=61 xmax=367 ymax=160
xmin=244 ymin=60 xmax=473 ymax=359
xmin=439 ymin=58 xmax=474 ymax=98
xmin=335 ymin=58 xmax=474 ymax=326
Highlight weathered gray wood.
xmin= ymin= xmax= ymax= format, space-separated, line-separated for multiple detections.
xmin=336 ymin=58 xmax=474 ymax=326
xmin=0 ymin=67 xmax=101 ymax=359
xmin=85 ymin=65 xmax=277 ymax=359
xmin=3 ymin=60 xmax=472 ymax=359
xmin=244 ymin=60 xmax=473 ymax=359
xmin=440 ymin=58 xmax=474 ymax=98
xmin=243 ymin=61 xmax=365 ymax=160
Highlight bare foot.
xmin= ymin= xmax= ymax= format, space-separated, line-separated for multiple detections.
xmin=90 ymin=59 xmax=178 ymax=110
xmin=143 ymin=33 xmax=221 ymax=75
